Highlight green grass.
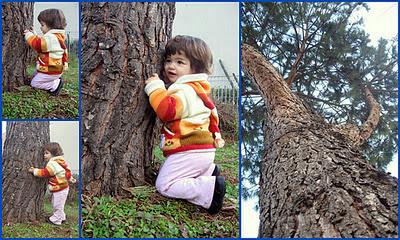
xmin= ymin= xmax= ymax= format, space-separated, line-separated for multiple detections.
xmin=2 ymin=56 xmax=79 ymax=119
xmin=82 ymin=143 xmax=239 ymax=238
xmin=2 ymin=194 xmax=79 ymax=238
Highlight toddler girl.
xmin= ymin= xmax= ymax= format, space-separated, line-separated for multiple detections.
xmin=29 ymin=142 xmax=75 ymax=225
xmin=23 ymin=8 xmax=68 ymax=96
xmin=145 ymin=35 xmax=226 ymax=214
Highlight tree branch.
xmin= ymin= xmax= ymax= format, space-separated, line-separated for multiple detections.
xmin=242 ymin=43 xmax=305 ymax=114
xmin=286 ymin=30 xmax=308 ymax=86
xmin=359 ymin=86 xmax=381 ymax=143
xmin=334 ymin=86 xmax=381 ymax=147
xmin=242 ymin=43 xmax=325 ymax=147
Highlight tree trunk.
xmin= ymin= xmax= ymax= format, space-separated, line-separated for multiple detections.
xmin=2 ymin=121 xmax=50 ymax=224
xmin=2 ymin=2 xmax=34 ymax=92
xmin=82 ymin=2 xmax=175 ymax=197
xmin=242 ymin=44 xmax=398 ymax=238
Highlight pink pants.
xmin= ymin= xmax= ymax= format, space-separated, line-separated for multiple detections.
xmin=156 ymin=149 xmax=216 ymax=208
xmin=50 ymin=187 xmax=69 ymax=225
xmin=31 ymin=70 xmax=61 ymax=91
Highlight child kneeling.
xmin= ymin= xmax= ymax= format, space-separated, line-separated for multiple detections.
xmin=24 ymin=9 xmax=68 ymax=96
xmin=145 ymin=35 xmax=226 ymax=214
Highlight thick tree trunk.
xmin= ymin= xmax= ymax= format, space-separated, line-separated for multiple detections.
xmin=2 ymin=121 xmax=50 ymax=224
xmin=82 ymin=2 xmax=175 ymax=197
xmin=242 ymin=44 xmax=398 ymax=238
xmin=2 ymin=2 xmax=34 ymax=92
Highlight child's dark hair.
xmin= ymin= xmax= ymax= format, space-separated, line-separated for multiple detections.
xmin=160 ymin=35 xmax=213 ymax=82
xmin=43 ymin=142 xmax=64 ymax=157
xmin=38 ymin=9 xmax=67 ymax=30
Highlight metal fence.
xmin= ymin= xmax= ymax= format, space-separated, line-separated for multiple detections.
xmin=209 ymin=75 xmax=239 ymax=106
xmin=212 ymin=87 xmax=239 ymax=106
xmin=65 ymin=31 xmax=79 ymax=57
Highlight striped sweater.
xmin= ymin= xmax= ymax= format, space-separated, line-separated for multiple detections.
xmin=145 ymin=73 xmax=224 ymax=156
xmin=33 ymin=156 xmax=72 ymax=192
xmin=24 ymin=29 xmax=68 ymax=75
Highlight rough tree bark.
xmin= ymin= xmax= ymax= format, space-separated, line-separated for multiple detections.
xmin=2 ymin=121 xmax=50 ymax=224
xmin=2 ymin=2 xmax=34 ymax=92
xmin=82 ymin=2 xmax=175 ymax=197
xmin=242 ymin=44 xmax=398 ymax=238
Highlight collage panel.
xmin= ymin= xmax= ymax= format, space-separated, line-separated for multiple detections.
xmin=2 ymin=2 xmax=79 ymax=119
xmin=0 ymin=1 xmax=398 ymax=239
xmin=81 ymin=2 xmax=239 ymax=238
xmin=2 ymin=121 xmax=79 ymax=238
xmin=241 ymin=2 xmax=398 ymax=238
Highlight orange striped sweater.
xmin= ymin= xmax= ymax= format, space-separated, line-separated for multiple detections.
xmin=145 ymin=73 xmax=224 ymax=156
xmin=24 ymin=29 xmax=68 ymax=75
xmin=33 ymin=156 xmax=72 ymax=192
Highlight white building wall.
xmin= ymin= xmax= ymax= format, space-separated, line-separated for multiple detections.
xmin=33 ymin=2 xmax=79 ymax=40
xmin=50 ymin=121 xmax=79 ymax=174
xmin=173 ymin=2 xmax=239 ymax=88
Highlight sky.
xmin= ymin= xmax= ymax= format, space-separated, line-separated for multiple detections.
xmin=241 ymin=2 xmax=398 ymax=238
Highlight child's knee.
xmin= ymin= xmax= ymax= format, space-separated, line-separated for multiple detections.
xmin=30 ymin=80 xmax=39 ymax=88
xmin=155 ymin=178 xmax=168 ymax=195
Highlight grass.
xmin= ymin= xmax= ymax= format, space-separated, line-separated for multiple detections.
xmin=2 ymin=193 xmax=79 ymax=238
xmin=82 ymin=143 xmax=239 ymax=238
xmin=2 ymin=56 xmax=79 ymax=119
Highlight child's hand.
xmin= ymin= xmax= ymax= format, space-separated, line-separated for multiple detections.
xmin=28 ymin=167 xmax=35 ymax=173
xmin=214 ymin=132 xmax=225 ymax=148
xmin=145 ymin=73 xmax=160 ymax=84
xmin=70 ymin=176 xmax=77 ymax=184
xmin=214 ymin=138 xmax=225 ymax=148
xmin=23 ymin=28 xmax=35 ymax=36
xmin=23 ymin=27 xmax=33 ymax=34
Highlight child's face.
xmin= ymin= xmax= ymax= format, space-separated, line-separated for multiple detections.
xmin=40 ymin=21 xmax=50 ymax=34
xmin=44 ymin=150 xmax=53 ymax=161
xmin=164 ymin=52 xmax=193 ymax=83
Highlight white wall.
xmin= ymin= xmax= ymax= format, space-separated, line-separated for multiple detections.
xmin=173 ymin=2 xmax=239 ymax=86
xmin=33 ymin=2 xmax=79 ymax=40
xmin=50 ymin=121 xmax=79 ymax=174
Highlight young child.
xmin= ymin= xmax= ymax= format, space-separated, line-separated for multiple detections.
xmin=145 ymin=35 xmax=226 ymax=214
xmin=23 ymin=9 xmax=68 ymax=96
xmin=28 ymin=142 xmax=75 ymax=225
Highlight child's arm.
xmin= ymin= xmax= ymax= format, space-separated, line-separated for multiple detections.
xmin=210 ymin=109 xmax=225 ymax=148
xmin=145 ymin=74 xmax=185 ymax=122
xmin=28 ymin=164 xmax=55 ymax=178
xmin=23 ymin=30 xmax=48 ymax=53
